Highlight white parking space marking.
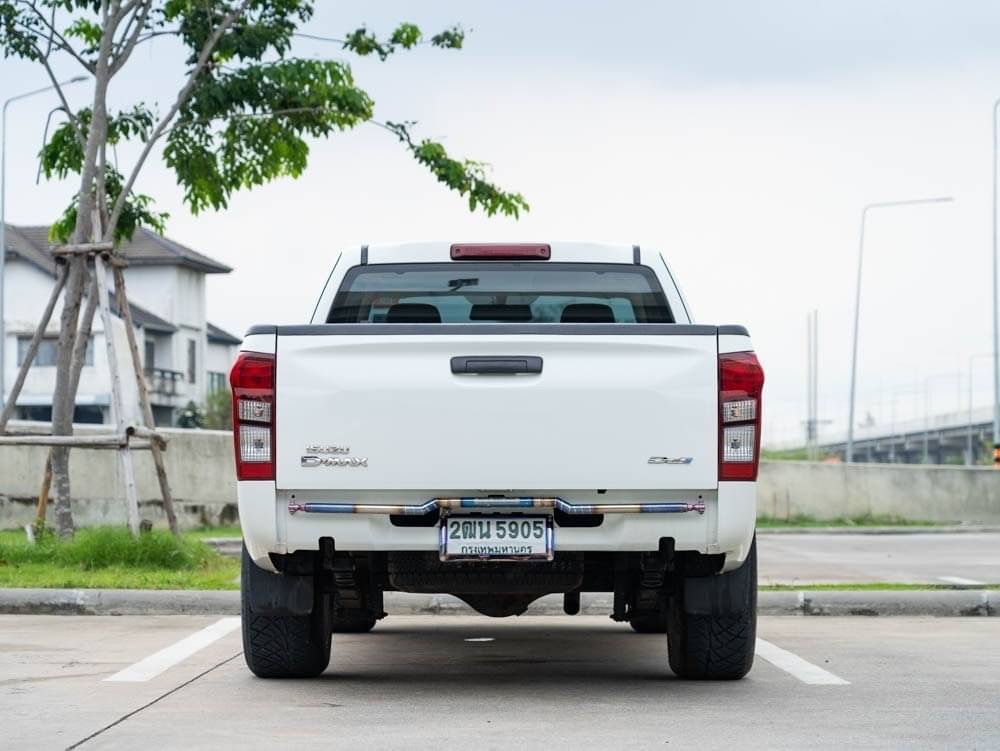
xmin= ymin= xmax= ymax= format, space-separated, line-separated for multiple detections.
xmin=104 ymin=617 xmax=241 ymax=683
xmin=755 ymin=638 xmax=850 ymax=685
xmin=464 ymin=637 xmax=495 ymax=642
xmin=938 ymin=576 xmax=985 ymax=585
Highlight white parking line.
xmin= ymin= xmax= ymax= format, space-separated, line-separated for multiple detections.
xmin=938 ymin=576 xmax=985 ymax=586
xmin=104 ymin=617 xmax=241 ymax=683
xmin=755 ymin=638 xmax=849 ymax=685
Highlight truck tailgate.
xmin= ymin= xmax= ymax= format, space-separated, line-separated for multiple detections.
xmin=275 ymin=333 xmax=719 ymax=491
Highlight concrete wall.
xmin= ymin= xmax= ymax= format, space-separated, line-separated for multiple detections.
xmin=4 ymin=428 xmax=1000 ymax=529
xmin=0 ymin=423 xmax=237 ymax=530
xmin=757 ymin=461 xmax=1000 ymax=523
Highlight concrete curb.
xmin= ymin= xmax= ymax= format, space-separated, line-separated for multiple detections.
xmin=0 ymin=588 xmax=994 ymax=617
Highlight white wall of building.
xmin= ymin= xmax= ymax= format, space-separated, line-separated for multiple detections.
xmin=3 ymin=256 xmax=231 ymax=425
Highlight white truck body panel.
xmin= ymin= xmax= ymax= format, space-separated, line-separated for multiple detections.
xmin=238 ymin=241 xmax=758 ymax=568
xmin=240 ymin=482 xmax=756 ymax=573
xmin=274 ymin=332 xmax=719 ymax=491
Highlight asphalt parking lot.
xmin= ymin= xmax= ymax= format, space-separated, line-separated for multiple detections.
xmin=3 ymin=614 xmax=998 ymax=750
xmin=759 ymin=532 xmax=1000 ymax=585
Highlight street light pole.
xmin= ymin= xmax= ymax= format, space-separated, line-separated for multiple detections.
xmin=846 ymin=196 xmax=954 ymax=462
xmin=992 ymin=98 xmax=1000 ymax=467
xmin=0 ymin=76 xmax=87 ymax=411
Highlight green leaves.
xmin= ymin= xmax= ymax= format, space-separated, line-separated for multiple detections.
xmin=64 ymin=16 xmax=101 ymax=54
xmin=165 ymin=0 xmax=313 ymax=64
xmin=165 ymin=58 xmax=373 ymax=213
xmin=9 ymin=0 xmax=526 ymax=245
xmin=343 ymin=22 xmax=464 ymax=59
xmin=49 ymin=166 xmax=168 ymax=243
xmin=384 ymin=122 xmax=529 ymax=219
xmin=430 ymin=26 xmax=464 ymax=50
xmin=0 ymin=1 xmax=43 ymax=60
xmin=40 ymin=105 xmax=156 ymax=180
xmin=389 ymin=22 xmax=421 ymax=49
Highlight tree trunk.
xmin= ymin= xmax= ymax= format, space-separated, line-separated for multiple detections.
xmin=49 ymin=257 xmax=87 ymax=538
xmin=49 ymin=19 xmax=115 ymax=538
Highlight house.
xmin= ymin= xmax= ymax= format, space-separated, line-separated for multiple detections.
xmin=1 ymin=223 xmax=241 ymax=426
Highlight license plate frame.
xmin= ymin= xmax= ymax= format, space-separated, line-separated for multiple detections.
xmin=439 ymin=514 xmax=554 ymax=562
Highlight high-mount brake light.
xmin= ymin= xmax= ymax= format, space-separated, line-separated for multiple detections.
xmin=719 ymin=351 xmax=764 ymax=481
xmin=450 ymin=243 xmax=551 ymax=260
xmin=230 ymin=351 xmax=275 ymax=481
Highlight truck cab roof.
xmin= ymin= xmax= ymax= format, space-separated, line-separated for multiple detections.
xmin=357 ymin=241 xmax=642 ymax=265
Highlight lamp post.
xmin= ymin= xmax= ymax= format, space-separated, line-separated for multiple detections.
xmin=845 ymin=196 xmax=954 ymax=462
xmin=992 ymin=99 xmax=1000 ymax=467
xmin=0 ymin=75 xmax=87 ymax=411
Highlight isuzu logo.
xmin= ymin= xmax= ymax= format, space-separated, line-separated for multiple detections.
xmin=305 ymin=445 xmax=351 ymax=454
xmin=301 ymin=455 xmax=368 ymax=468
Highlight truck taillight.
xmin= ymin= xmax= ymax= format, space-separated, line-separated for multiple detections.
xmin=719 ymin=351 xmax=764 ymax=481
xmin=230 ymin=351 xmax=275 ymax=481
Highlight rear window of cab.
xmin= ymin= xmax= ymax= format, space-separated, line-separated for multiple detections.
xmin=327 ymin=263 xmax=674 ymax=324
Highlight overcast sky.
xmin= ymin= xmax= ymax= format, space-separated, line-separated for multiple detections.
xmin=4 ymin=0 xmax=1000 ymax=445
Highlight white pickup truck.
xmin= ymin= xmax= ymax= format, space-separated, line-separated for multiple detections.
xmin=232 ymin=242 xmax=763 ymax=680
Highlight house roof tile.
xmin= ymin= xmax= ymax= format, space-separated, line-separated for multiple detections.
xmin=3 ymin=224 xmax=232 ymax=274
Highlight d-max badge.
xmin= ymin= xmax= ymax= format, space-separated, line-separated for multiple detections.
xmin=301 ymin=455 xmax=368 ymax=467
xmin=648 ymin=456 xmax=693 ymax=464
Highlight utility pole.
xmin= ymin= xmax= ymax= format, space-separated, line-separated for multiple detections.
xmin=992 ymin=98 xmax=1000 ymax=467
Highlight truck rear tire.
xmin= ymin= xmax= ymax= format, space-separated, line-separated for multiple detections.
xmin=667 ymin=536 xmax=756 ymax=680
xmin=241 ymin=545 xmax=332 ymax=678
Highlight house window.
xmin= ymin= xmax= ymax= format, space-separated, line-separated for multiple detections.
xmin=144 ymin=339 xmax=156 ymax=370
xmin=17 ymin=336 xmax=93 ymax=367
xmin=207 ymin=371 xmax=227 ymax=394
xmin=187 ymin=339 xmax=197 ymax=383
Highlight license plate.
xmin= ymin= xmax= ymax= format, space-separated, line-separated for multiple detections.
xmin=440 ymin=515 xmax=554 ymax=561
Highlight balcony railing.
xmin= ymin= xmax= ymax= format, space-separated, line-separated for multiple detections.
xmin=144 ymin=368 xmax=184 ymax=397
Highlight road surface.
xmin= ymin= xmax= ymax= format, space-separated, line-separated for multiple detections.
xmin=758 ymin=532 xmax=1000 ymax=585
xmin=2 ymin=614 xmax=997 ymax=749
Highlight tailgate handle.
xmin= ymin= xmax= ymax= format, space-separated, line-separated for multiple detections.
xmin=451 ymin=356 xmax=543 ymax=375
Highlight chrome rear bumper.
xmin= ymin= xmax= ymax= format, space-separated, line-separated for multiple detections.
xmin=287 ymin=496 xmax=706 ymax=516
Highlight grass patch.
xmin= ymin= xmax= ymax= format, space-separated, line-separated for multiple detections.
xmin=757 ymin=513 xmax=939 ymax=528
xmin=0 ymin=527 xmax=239 ymax=590
xmin=760 ymin=583 xmax=999 ymax=591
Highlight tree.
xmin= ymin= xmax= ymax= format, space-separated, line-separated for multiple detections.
xmin=202 ymin=387 xmax=231 ymax=430
xmin=1 ymin=1 xmax=527 ymax=537
xmin=176 ymin=400 xmax=204 ymax=429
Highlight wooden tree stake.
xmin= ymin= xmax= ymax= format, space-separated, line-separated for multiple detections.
xmin=93 ymin=252 xmax=141 ymax=536
xmin=111 ymin=264 xmax=179 ymax=536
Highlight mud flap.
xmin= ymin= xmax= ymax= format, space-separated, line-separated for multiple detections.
xmin=681 ymin=551 xmax=754 ymax=616
xmin=244 ymin=554 xmax=314 ymax=616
